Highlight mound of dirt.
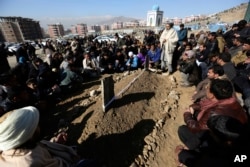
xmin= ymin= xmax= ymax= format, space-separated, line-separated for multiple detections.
xmin=51 ymin=70 xmax=195 ymax=167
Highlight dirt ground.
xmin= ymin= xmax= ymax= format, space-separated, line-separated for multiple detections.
xmin=48 ymin=69 xmax=195 ymax=167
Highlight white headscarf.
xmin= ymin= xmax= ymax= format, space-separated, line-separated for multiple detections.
xmin=0 ymin=106 xmax=39 ymax=151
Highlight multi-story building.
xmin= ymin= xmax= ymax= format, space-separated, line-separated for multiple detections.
xmin=71 ymin=25 xmax=77 ymax=34
xmin=101 ymin=24 xmax=110 ymax=31
xmin=124 ymin=20 xmax=139 ymax=28
xmin=48 ymin=23 xmax=64 ymax=38
xmin=88 ymin=25 xmax=101 ymax=33
xmin=76 ymin=23 xmax=88 ymax=36
xmin=172 ymin=17 xmax=183 ymax=25
xmin=0 ymin=16 xmax=42 ymax=43
xmin=112 ymin=22 xmax=123 ymax=29
xmin=139 ymin=20 xmax=147 ymax=27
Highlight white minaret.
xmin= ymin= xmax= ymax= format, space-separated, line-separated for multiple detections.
xmin=147 ymin=4 xmax=163 ymax=27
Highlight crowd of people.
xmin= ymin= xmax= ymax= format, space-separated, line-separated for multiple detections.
xmin=0 ymin=18 xmax=250 ymax=166
xmin=173 ymin=20 xmax=250 ymax=167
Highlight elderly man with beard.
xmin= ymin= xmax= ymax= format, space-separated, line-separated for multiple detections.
xmin=160 ymin=22 xmax=179 ymax=75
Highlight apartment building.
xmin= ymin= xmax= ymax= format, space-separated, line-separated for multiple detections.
xmin=48 ymin=23 xmax=65 ymax=38
xmin=124 ymin=20 xmax=139 ymax=28
xmin=0 ymin=16 xmax=42 ymax=43
xmin=76 ymin=23 xmax=88 ymax=36
xmin=101 ymin=24 xmax=110 ymax=31
xmin=88 ymin=25 xmax=101 ymax=33
xmin=111 ymin=22 xmax=123 ymax=30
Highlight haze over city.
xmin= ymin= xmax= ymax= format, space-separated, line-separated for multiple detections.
xmin=0 ymin=0 xmax=249 ymax=29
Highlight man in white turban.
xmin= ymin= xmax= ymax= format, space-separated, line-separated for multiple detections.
xmin=0 ymin=106 xmax=86 ymax=167
xmin=0 ymin=106 xmax=39 ymax=151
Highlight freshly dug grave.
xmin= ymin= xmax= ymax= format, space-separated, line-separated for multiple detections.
xmin=51 ymin=70 xmax=195 ymax=167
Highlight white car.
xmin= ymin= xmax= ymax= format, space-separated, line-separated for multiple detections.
xmin=8 ymin=43 xmax=21 ymax=53
xmin=93 ymin=35 xmax=116 ymax=43
xmin=56 ymin=38 xmax=68 ymax=45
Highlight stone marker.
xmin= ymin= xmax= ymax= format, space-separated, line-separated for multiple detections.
xmin=101 ymin=75 xmax=115 ymax=112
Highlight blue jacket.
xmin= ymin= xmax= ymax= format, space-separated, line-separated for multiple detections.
xmin=126 ymin=56 xmax=138 ymax=68
xmin=148 ymin=48 xmax=161 ymax=62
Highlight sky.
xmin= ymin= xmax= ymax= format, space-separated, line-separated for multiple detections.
xmin=0 ymin=0 xmax=249 ymax=29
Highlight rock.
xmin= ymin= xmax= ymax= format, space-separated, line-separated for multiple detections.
xmin=143 ymin=149 xmax=149 ymax=158
xmin=163 ymin=105 xmax=171 ymax=113
xmin=115 ymin=76 xmax=121 ymax=81
xmin=152 ymin=128 xmax=158 ymax=137
xmin=90 ymin=90 xmax=97 ymax=97
xmin=138 ymin=155 xmax=145 ymax=165
xmin=123 ymin=71 xmax=129 ymax=76
xmin=80 ymin=99 xmax=91 ymax=106
xmin=147 ymin=144 xmax=152 ymax=150
xmin=168 ymin=90 xmax=180 ymax=100
xmin=148 ymin=151 xmax=155 ymax=158
xmin=154 ymin=135 xmax=160 ymax=141
xmin=155 ymin=146 xmax=160 ymax=152
xmin=172 ymin=104 xmax=178 ymax=109
xmin=134 ymin=158 xmax=140 ymax=165
xmin=156 ymin=119 xmax=164 ymax=128
xmin=150 ymin=142 xmax=157 ymax=150
xmin=169 ymin=75 xmax=176 ymax=83
xmin=144 ymin=135 xmax=155 ymax=144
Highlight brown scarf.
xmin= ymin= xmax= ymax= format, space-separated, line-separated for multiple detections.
xmin=197 ymin=97 xmax=236 ymax=121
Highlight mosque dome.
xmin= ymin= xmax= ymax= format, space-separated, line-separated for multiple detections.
xmin=152 ymin=4 xmax=160 ymax=11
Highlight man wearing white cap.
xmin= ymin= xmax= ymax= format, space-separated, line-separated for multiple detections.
xmin=0 ymin=106 xmax=100 ymax=167
xmin=126 ymin=51 xmax=138 ymax=74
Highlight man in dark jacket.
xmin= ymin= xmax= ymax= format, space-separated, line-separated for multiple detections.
xmin=0 ymin=43 xmax=11 ymax=74
xmin=177 ymin=24 xmax=188 ymax=46
xmin=223 ymin=23 xmax=239 ymax=48
xmin=206 ymin=32 xmax=219 ymax=54
xmin=196 ymin=43 xmax=210 ymax=80
xmin=176 ymin=115 xmax=250 ymax=167
xmin=235 ymin=19 xmax=250 ymax=40
xmin=178 ymin=78 xmax=248 ymax=150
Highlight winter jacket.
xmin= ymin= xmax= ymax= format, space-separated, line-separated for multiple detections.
xmin=184 ymin=97 xmax=248 ymax=133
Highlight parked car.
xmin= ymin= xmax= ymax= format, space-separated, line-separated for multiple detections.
xmin=93 ymin=35 xmax=116 ymax=43
xmin=56 ymin=38 xmax=68 ymax=45
xmin=8 ymin=43 xmax=21 ymax=53
xmin=115 ymin=33 xmax=124 ymax=39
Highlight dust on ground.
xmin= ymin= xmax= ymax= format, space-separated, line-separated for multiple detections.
xmin=48 ymin=69 xmax=195 ymax=167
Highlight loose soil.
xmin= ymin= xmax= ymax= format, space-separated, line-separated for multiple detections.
xmin=47 ymin=69 xmax=195 ymax=167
